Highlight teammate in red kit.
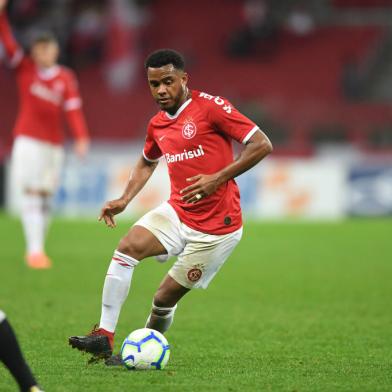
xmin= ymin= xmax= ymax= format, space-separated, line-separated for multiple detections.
xmin=69 ymin=49 xmax=272 ymax=363
xmin=0 ymin=0 xmax=89 ymax=269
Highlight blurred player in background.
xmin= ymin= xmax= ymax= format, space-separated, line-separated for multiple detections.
xmin=0 ymin=310 xmax=44 ymax=391
xmin=69 ymin=49 xmax=272 ymax=363
xmin=0 ymin=0 xmax=90 ymax=269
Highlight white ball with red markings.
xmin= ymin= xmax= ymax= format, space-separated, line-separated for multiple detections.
xmin=120 ymin=328 xmax=170 ymax=370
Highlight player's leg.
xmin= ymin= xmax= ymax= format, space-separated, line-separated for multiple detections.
xmin=145 ymin=225 xmax=243 ymax=334
xmin=97 ymin=202 xmax=184 ymax=340
xmin=21 ymin=189 xmax=52 ymax=269
xmin=69 ymin=225 xmax=168 ymax=358
xmin=99 ymin=225 xmax=167 ymax=334
xmin=105 ymin=274 xmax=188 ymax=366
xmin=0 ymin=310 xmax=43 ymax=392
xmin=12 ymin=136 xmax=63 ymax=269
xmin=69 ymin=202 xmax=184 ymax=359
xmin=145 ymin=274 xmax=189 ymax=333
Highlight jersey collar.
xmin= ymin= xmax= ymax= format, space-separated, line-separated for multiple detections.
xmin=164 ymin=98 xmax=192 ymax=120
xmin=37 ymin=65 xmax=60 ymax=80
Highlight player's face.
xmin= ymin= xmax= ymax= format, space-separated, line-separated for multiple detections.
xmin=147 ymin=64 xmax=188 ymax=114
xmin=31 ymin=41 xmax=59 ymax=68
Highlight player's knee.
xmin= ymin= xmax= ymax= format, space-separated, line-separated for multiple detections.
xmin=117 ymin=236 xmax=146 ymax=260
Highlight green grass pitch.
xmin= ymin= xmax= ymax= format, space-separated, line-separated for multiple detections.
xmin=0 ymin=215 xmax=391 ymax=391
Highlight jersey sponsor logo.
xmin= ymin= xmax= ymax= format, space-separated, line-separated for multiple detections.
xmin=182 ymin=120 xmax=197 ymax=139
xmin=165 ymin=145 xmax=204 ymax=164
xmin=199 ymin=92 xmax=232 ymax=114
xmin=187 ymin=268 xmax=202 ymax=282
xmin=30 ymin=82 xmax=62 ymax=105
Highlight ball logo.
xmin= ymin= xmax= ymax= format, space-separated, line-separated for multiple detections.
xmin=187 ymin=268 xmax=202 ymax=282
xmin=182 ymin=121 xmax=197 ymax=139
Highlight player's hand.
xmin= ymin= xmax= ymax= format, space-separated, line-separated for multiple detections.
xmin=98 ymin=198 xmax=128 ymax=228
xmin=74 ymin=138 xmax=90 ymax=159
xmin=180 ymin=173 xmax=221 ymax=204
xmin=0 ymin=0 xmax=8 ymax=13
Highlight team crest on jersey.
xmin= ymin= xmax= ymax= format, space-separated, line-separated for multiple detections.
xmin=182 ymin=119 xmax=197 ymax=139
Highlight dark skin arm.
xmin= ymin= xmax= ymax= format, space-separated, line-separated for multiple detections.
xmin=99 ymin=156 xmax=158 ymax=227
xmin=180 ymin=129 xmax=272 ymax=203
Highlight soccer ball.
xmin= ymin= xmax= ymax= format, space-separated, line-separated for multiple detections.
xmin=120 ymin=328 xmax=170 ymax=370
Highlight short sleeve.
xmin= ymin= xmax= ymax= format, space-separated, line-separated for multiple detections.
xmin=143 ymin=122 xmax=162 ymax=162
xmin=204 ymin=93 xmax=259 ymax=144
xmin=63 ymin=70 xmax=83 ymax=111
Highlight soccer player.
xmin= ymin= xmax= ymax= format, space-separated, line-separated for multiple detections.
xmin=0 ymin=0 xmax=90 ymax=269
xmin=69 ymin=49 xmax=272 ymax=362
xmin=0 ymin=310 xmax=44 ymax=391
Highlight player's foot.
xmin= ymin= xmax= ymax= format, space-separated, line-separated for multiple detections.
xmin=68 ymin=325 xmax=114 ymax=359
xmin=105 ymin=353 xmax=123 ymax=367
xmin=25 ymin=253 xmax=52 ymax=269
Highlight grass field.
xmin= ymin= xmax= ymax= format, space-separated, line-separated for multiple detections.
xmin=0 ymin=215 xmax=391 ymax=391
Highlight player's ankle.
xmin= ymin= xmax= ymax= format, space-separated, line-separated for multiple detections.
xmin=98 ymin=328 xmax=115 ymax=347
xmin=99 ymin=327 xmax=114 ymax=337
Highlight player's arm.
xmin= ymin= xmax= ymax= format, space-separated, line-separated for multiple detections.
xmin=99 ymin=156 xmax=159 ymax=228
xmin=65 ymin=108 xmax=90 ymax=158
xmin=181 ymin=129 xmax=272 ymax=203
xmin=63 ymin=71 xmax=90 ymax=158
xmin=0 ymin=0 xmax=24 ymax=67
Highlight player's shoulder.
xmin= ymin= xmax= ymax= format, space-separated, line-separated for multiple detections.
xmin=146 ymin=115 xmax=160 ymax=135
xmin=15 ymin=55 xmax=33 ymax=71
xmin=148 ymin=110 xmax=166 ymax=128
xmin=58 ymin=65 xmax=78 ymax=81
xmin=192 ymin=90 xmax=233 ymax=115
xmin=192 ymin=90 xmax=232 ymax=109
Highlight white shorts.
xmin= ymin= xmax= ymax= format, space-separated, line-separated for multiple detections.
xmin=11 ymin=136 xmax=64 ymax=193
xmin=134 ymin=202 xmax=243 ymax=289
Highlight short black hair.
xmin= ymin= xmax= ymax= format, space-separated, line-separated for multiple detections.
xmin=144 ymin=49 xmax=185 ymax=70
xmin=29 ymin=31 xmax=58 ymax=48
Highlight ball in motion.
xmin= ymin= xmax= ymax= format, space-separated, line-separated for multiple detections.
xmin=120 ymin=328 xmax=170 ymax=370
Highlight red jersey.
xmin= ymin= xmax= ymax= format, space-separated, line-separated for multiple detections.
xmin=143 ymin=90 xmax=259 ymax=235
xmin=0 ymin=13 xmax=89 ymax=145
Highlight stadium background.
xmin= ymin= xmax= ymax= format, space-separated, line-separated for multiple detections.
xmin=0 ymin=1 xmax=391 ymax=391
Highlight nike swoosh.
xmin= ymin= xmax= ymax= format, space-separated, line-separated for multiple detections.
xmin=158 ymin=135 xmax=166 ymax=141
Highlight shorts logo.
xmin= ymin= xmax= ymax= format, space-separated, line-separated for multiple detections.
xmin=187 ymin=268 xmax=202 ymax=282
xmin=182 ymin=120 xmax=197 ymax=139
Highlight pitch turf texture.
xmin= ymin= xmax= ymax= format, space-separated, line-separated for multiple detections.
xmin=0 ymin=215 xmax=391 ymax=391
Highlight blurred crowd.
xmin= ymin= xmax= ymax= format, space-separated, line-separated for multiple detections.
xmin=5 ymin=0 xmax=325 ymax=65
xmin=5 ymin=0 xmax=149 ymax=64
xmin=3 ymin=0 xmax=152 ymax=91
